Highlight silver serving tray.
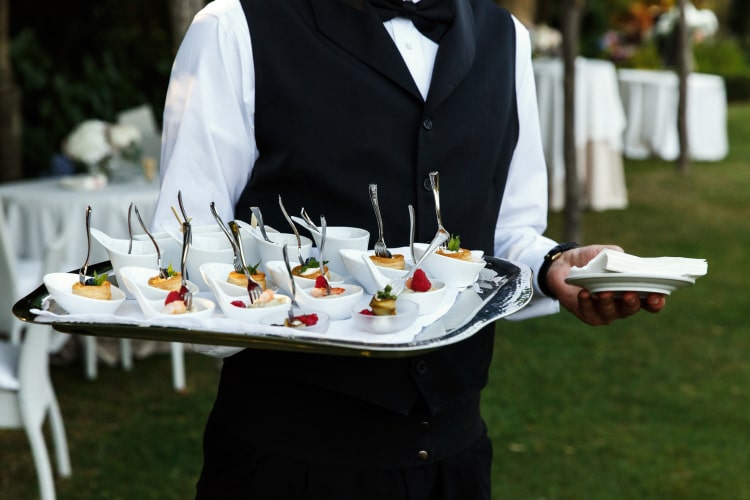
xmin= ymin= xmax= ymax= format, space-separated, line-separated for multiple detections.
xmin=14 ymin=257 xmax=532 ymax=358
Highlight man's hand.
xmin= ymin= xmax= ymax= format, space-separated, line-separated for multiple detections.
xmin=545 ymin=245 xmax=666 ymax=326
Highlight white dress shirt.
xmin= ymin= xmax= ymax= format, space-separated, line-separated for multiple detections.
xmin=154 ymin=0 xmax=559 ymax=349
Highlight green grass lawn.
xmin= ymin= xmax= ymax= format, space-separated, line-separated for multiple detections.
xmin=3 ymin=104 xmax=750 ymax=499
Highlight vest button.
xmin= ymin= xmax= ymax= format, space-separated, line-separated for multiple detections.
xmin=422 ymin=118 xmax=433 ymax=130
xmin=415 ymin=360 xmax=429 ymax=375
xmin=417 ymin=450 xmax=430 ymax=461
xmin=422 ymin=177 xmax=432 ymax=191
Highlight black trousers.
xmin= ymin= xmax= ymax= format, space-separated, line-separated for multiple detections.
xmin=195 ymin=429 xmax=492 ymax=500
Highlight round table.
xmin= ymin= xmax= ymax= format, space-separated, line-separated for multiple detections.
xmin=618 ymin=69 xmax=728 ymax=162
xmin=533 ymin=57 xmax=629 ymax=211
xmin=0 ymin=176 xmax=160 ymax=272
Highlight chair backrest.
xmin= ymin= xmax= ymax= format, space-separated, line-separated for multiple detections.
xmin=0 ymin=197 xmax=20 ymax=333
xmin=17 ymin=324 xmax=53 ymax=425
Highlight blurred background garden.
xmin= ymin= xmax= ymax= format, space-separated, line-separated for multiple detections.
xmin=2 ymin=0 xmax=750 ymax=499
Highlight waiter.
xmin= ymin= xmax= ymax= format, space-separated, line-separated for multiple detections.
xmin=151 ymin=0 xmax=666 ymax=498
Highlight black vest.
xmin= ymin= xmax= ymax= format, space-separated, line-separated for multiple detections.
xmin=224 ymin=0 xmax=519 ymax=418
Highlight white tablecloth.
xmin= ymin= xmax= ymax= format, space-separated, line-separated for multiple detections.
xmin=0 ymin=177 xmax=160 ymax=273
xmin=534 ymin=57 xmax=628 ymax=211
xmin=618 ymin=69 xmax=728 ymax=161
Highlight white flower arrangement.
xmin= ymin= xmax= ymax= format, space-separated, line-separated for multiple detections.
xmin=62 ymin=119 xmax=143 ymax=175
xmin=530 ymin=24 xmax=562 ymax=58
xmin=655 ymin=2 xmax=719 ymax=41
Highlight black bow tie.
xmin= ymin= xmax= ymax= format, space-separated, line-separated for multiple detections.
xmin=370 ymin=0 xmax=454 ymax=43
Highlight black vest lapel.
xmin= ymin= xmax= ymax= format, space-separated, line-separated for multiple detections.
xmin=426 ymin=0 xmax=476 ymax=112
xmin=311 ymin=0 xmax=423 ymax=100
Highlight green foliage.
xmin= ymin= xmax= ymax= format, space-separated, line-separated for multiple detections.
xmin=618 ymin=39 xmax=664 ymax=70
xmin=9 ymin=1 xmax=174 ymax=178
xmin=693 ymin=36 xmax=750 ymax=75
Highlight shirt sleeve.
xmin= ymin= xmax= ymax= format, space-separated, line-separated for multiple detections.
xmin=154 ymin=1 xmax=258 ymax=358
xmin=152 ymin=0 xmax=257 ymax=231
xmin=495 ymin=16 xmax=559 ymax=317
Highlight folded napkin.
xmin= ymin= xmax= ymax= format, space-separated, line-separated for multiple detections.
xmin=569 ymin=249 xmax=708 ymax=278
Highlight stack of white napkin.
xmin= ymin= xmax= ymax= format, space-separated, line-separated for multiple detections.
xmin=569 ymin=249 xmax=708 ymax=278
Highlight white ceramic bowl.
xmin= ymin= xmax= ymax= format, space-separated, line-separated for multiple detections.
xmin=162 ymin=222 xmax=258 ymax=288
xmin=91 ymin=228 xmax=158 ymax=270
xmin=398 ymin=279 xmax=448 ymax=315
xmin=258 ymin=234 xmax=313 ymax=275
xmin=44 ymin=272 xmax=126 ymax=315
xmin=413 ymin=243 xmax=486 ymax=288
xmin=214 ymin=286 xmax=291 ymax=323
xmin=293 ymin=220 xmax=370 ymax=277
xmin=264 ymin=260 xmax=345 ymax=295
xmin=138 ymin=296 xmax=216 ymax=320
xmin=200 ymin=262 xmax=290 ymax=321
xmin=295 ymin=283 xmax=364 ymax=320
xmin=117 ymin=266 xmax=199 ymax=301
xmin=91 ymin=228 xmax=160 ymax=298
xmin=350 ymin=299 xmax=419 ymax=334
xmin=339 ymin=248 xmax=414 ymax=294
xmin=260 ymin=309 xmax=330 ymax=333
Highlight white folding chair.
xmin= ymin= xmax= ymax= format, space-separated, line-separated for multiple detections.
xmin=0 ymin=324 xmax=72 ymax=500
xmin=0 ymin=196 xmax=51 ymax=344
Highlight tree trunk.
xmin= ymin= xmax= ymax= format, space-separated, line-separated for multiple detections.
xmin=167 ymin=0 xmax=205 ymax=54
xmin=676 ymin=0 xmax=691 ymax=174
xmin=561 ymin=0 xmax=584 ymax=242
xmin=0 ymin=0 xmax=23 ymax=183
xmin=497 ymin=0 xmax=537 ymax=27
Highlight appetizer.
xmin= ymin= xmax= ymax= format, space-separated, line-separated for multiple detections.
xmin=309 ymin=276 xmax=345 ymax=298
xmin=148 ymin=263 xmax=182 ymax=291
xmin=227 ymin=261 xmax=267 ymax=290
xmin=230 ymin=289 xmax=288 ymax=309
xmin=436 ymin=235 xmax=473 ymax=261
xmin=369 ymin=253 xmax=405 ymax=270
xmin=162 ymin=286 xmax=191 ymax=314
xmin=71 ymin=271 xmax=112 ymax=300
xmin=285 ymin=313 xmax=319 ymax=328
xmin=292 ymin=257 xmax=330 ymax=280
xmin=363 ymin=284 xmax=398 ymax=316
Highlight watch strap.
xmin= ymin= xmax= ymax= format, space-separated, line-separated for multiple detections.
xmin=538 ymin=242 xmax=580 ymax=298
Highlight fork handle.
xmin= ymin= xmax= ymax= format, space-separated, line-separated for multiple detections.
xmin=369 ymin=184 xmax=386 ymax=240
xmin=428 ymin=171 xmax=445 ymax=231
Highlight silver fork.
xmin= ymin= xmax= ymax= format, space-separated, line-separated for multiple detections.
xmin=278 ymin=195 xmax=306 ymax=266
xmin=428 ymin=171 xmax=451 ymax=244
xmin=300 ymin=207 xmax=318 ymax=232
xmin=369 ymin=183 xmax=391 ymax=258
xmin=281 ymin=243 xmax=302 ymax=324
xmin=180 ymin=221 xmax=193 ymax=310
xmin=210 ymin=202 xmax=243 ymax=273
xmin=229 ymin=220 xmax=263 ymax=304
xmin=318 ymin=215 xmax=331 ymax=294
xmin=134 ymin=205 xmax=169 ymax=279
xmin=408 ymin=204 xmax=417 ymax=264
xmin=79 ymin=205 xmax=93 ymax=284
xmin=127 ymin=202 xmax=134 ymax=255
xmin=250 ymin=206 xmax=272 ymax=243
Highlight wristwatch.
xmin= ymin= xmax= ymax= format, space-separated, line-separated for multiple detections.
xmin=538 ymin=242 xmax=580 ymax=298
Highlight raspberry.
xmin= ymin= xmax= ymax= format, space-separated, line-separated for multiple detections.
xmin=314 ymin=276 xmax=329 ymax=289
xmin=296 ymin=313 xmax=319 ymax=326
xmin=165 ymin=291 xmax=182 ymax=305
xmin=231 ymin=300 xmax=247 ymax=308
xmin=409 ymin=269 xmax=432 ymax=292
